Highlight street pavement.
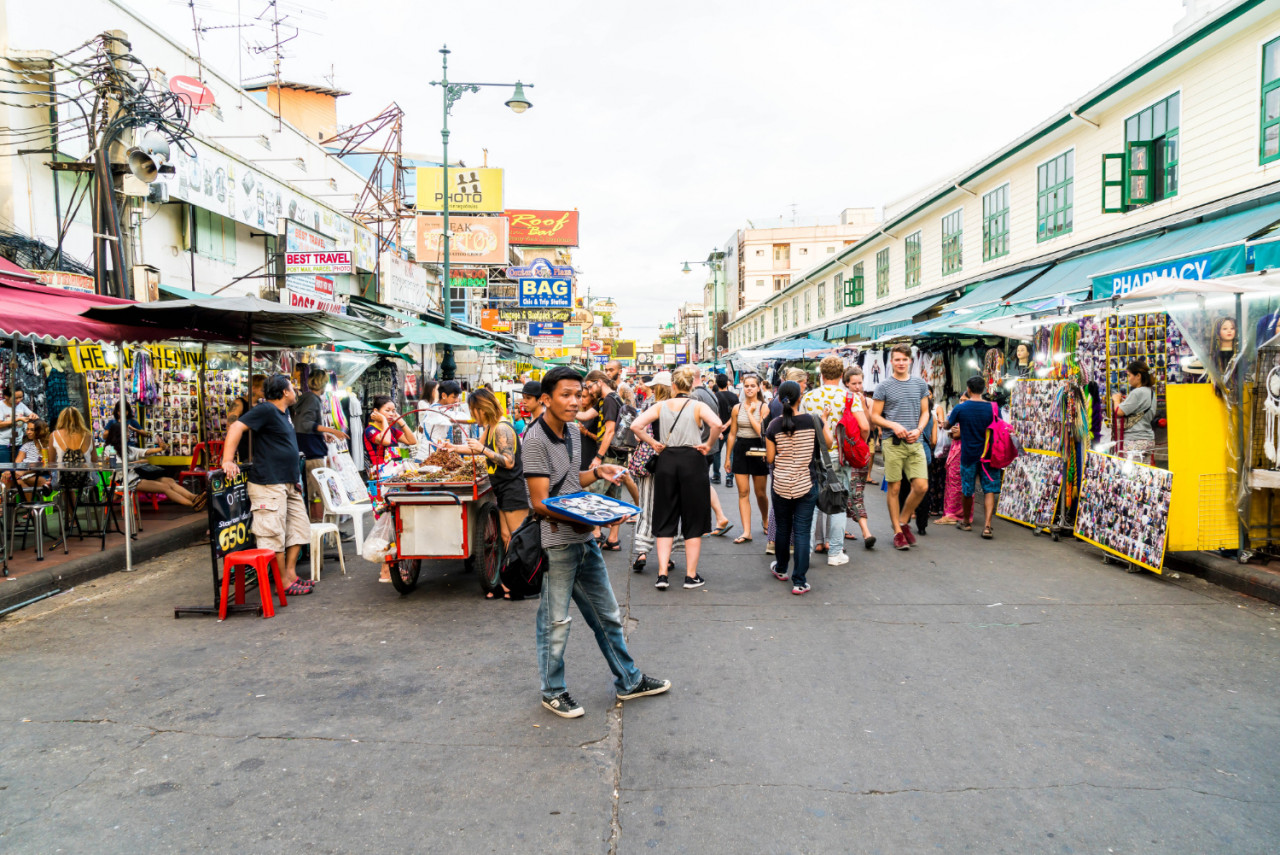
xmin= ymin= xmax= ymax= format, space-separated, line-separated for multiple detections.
xmin=2 ymin=484 xmax=1279 ymax=854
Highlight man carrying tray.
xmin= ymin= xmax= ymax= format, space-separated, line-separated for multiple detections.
xmin=523 ymin=366 xmax=671 ymax=719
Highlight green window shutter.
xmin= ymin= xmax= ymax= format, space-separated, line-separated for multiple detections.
xmin=222 ymin=215 xmax=238 ymax=264
xmin=1101 ymin=152 xmax=1126 ymax=213
xmin=1125 ymin=140 xmax=1156 ymax=206
xmin=195 ymin=208 xmax=217 ymax=258
xmin=852 ymin=275 xmax=864 ymax=306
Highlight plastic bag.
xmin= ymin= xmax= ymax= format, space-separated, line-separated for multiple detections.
xmin=361 ymin=512 xmax=395 ymax=563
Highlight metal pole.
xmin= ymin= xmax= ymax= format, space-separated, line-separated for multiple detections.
xmin=1235 ymin=292 xmax=1248 ymax=560
xmin=119 ymin=343 xmax=132 ymax=570
xmin=441 ymin=46 xmax=452 ymax=331
xmin=8 ymin=332 xmax=16 ymax=456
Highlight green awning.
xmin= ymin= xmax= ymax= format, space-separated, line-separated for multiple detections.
xmin=845 ymin=293 xmax=950 ymax=339
xmin=945 ymin=266 xmax=1050 ymax=314
xmin=823 ymin=323 xmax=849 ymax=340
xmin=336 ymin=340 xmax=415 ymax=360
xmin=387 ymin=323 xmax=495 ymax=349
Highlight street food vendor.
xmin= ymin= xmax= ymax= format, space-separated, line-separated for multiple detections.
xmin=365 ymin=396 xmax=418 ymax=471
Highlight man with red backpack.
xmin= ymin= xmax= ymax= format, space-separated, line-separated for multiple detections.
xmin=944 ymin=376 xmax=1005 ymax=540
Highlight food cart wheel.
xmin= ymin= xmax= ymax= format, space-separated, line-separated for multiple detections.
xmin=389 ymin=558 xmax=421 ymax=595
xmin=468 ymin=502 xmax=505 ymax=594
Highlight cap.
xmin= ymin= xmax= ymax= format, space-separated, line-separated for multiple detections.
xmin=645 ymin=371 xmax=672 ymax=387
xmin=521 ymin=380 xmax=542 ymax=398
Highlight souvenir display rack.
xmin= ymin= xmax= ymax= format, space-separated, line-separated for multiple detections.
xmin=1074 ymin=450 xmax=1174 ymax=574
xmin=1105 ymin=313 xmax=1168 ymax=429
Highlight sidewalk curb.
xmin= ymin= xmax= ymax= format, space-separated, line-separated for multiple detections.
xmin=0 ymin=518 xmax=209 ymax=615
xmin=1165 ymin=550 xmax=1280 ymax=606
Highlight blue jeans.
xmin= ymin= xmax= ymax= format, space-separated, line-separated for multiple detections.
xmin=708 ymin=441 xmax=722 ymax=482
xmin=537 ymin=540 xmax=643 ymax=700
xmin=772 ymin=483 xmax=819 ymax=586
xmin=0 ymin=446 xmax=10 ymax=464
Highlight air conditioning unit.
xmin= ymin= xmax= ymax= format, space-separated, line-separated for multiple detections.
xmin=147 ymin=182 xmax=169 ymax=204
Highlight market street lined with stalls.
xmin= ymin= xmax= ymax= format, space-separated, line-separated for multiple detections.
xmin=2 ymin=495 xmax=1278 ymax=854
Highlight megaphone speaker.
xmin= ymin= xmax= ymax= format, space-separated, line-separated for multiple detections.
xmin=126 ymin=131 xmax=171 ymax=184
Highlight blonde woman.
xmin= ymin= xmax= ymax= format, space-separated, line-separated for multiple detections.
xmin=51 ymin=407 xmax=96 ymax=502
xmin=629 ymin=365 xmax=723 ymax=590
xmin=631 ymin=375 xmax=682 ymax=574
xmin=724 ymin=373 xmax=769 ymax=543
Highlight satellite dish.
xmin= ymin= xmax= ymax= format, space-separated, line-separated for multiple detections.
xmin=126 ymin=130 xmax=171 ymax=184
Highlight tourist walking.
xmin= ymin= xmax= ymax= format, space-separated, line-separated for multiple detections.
xmin=691 ymin=371 xmax=734 ymax=536
xmin=630 ymin=374 xmax=682 ymax=574
xmin=765 ymin=381 xmax=831 ymax=595
xmin=802 ymin=355 xmax=850 ymax=566
xmin=524 ymin=366 xmax=670 ymax=719
xmin=764 ymin=367 xmax=808 ymax=555
xmin=724 ymin=373 xmax=769 ymax=544
xmin=629 ymin=365 xmax=723 ymax=590
xmin=945 ymin=376 xmax=1003 ymax=539
xmin=841 ymin=366 xmax=875 ymax=549
xmin=870 ymin=344 xmax=931 ymax=551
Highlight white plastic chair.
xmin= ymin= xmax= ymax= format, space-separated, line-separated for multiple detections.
xmin=311 ymin=467 xmax=373 ymax=550
xmin=309 ymin=521 xmax=345 ymax=581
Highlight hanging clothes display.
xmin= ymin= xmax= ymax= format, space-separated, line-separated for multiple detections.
xmin=42 ymin=350 xmax=72 ymax=427
xmin=0 ymin=343 xmax=49 ymax=422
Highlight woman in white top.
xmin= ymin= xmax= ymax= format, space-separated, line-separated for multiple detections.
xmin=724 ymin=373 xmax=769 ymax=544
xmin=105 ymin=423 xmax=205 ymax=511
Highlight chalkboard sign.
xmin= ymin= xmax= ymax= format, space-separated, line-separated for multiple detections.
xmin=209 ymin=468 xmax=256 ymax=563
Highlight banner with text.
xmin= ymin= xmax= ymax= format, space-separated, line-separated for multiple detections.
xmin=416 ymin=215 xmax=508 ymax=265
xmin=380 ymin=252 xmax=433 ymax=315
xmin=415 ymin=167 xmax=504 ymax=213
xmin=505 ymin=209 xmax=580 ymax=246
xmin=498 ymin=307 xmax=572 ymax=322
xmin=449 ymin=267 xmax=489 ymax=288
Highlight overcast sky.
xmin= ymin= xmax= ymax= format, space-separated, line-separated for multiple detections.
xmin=135 ymin=0 xmax=1193 ymax=342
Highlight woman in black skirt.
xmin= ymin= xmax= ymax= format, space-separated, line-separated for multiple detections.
xmin=629 ymin=365 xmax=723 ymax=590
xmin=724 ymin=373 xmax=769 ymax=544
xmin=458 ymin=389 xmax=527 ymax=598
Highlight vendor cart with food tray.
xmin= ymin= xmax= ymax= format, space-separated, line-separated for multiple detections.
xmin=377 ymin=435 xmax=505 ymax=597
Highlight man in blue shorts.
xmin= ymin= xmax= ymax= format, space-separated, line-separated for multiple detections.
xmin=945 ymin=375 xmax=1002 ymax=539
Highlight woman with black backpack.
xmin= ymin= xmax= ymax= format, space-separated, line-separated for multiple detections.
xmin=764 ymin=380 xmax=832 ymax=595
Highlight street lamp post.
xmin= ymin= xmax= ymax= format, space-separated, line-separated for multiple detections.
xmin=430 ymin=45 xmax=532 ymax=331
xmin=681 ymin=255 xmax=722 ymax=365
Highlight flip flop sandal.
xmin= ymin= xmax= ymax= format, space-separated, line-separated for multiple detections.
xmin=733 ymin=535 xmax=753 ymax=544
xmin=814 ymin=544 xmax=828 ymax=554
xmin=982 ymin=527 xmax=994 ymax=540
xmin=844 ymin=533 xmax=858 ymax=540
xmin=601 ymin=540 xmax=622 ymax=551
xmin=632 ymin=554 xmax=647 ymax=571
xmin=958 ymin=523 xmax=973 ymax=532
xmin=285 ymin=581 xmax=313 ymax=596
xmin=710 ymin=521 xmax=734 ymax=537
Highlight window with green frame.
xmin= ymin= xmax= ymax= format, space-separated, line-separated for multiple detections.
xmin=817 ymin=282 xmax=826 ymax=318
xmin=1123 ymin=93 xmax=1180 ymax=204
xmin=850 ymin=261 xmax=865 ymax=305
xmin=804 ymin=290 xmax=811 ymax=323
xmin=842 ymin=274 xmax=864 ymax=308
xmin=791 ymin=296 xmax=798 ymax=327
xmin=1037 ymin=150 xmax=1073 ymax=242
xmin=191 ymin=206 xmax=238 ymax=263
xmin=875 ymin=249 xmax=890 ymax=297
xmin=940 ymin=213 xmax=962 ymax=275
xmin=782 ymin=303 xmax=788 ymax=329
xmin=982 ymin=184 xmax=1009 ymax=260
xmin=905 ymin=231 xmax=922 ymax=286
xmin=773 ymin=307 xmax=779 ymax=333
xmin=1263 ymin=38 xmax=1280 ymax=163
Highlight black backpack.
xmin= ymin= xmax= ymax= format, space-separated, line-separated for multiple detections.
xmin=610 ymin=397 xmax=639 ymax=455
xmin=499 ymin=439 xmax=570 ymax=598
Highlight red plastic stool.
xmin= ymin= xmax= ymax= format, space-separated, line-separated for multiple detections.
xmin=220 ymin=548 xmax=288 ymax=620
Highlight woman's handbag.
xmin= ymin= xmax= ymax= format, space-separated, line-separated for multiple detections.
xmin=627 ymin=426 xmax=656 ymax=477
xmin=643 ymin=400 xmax=692 ymax=475
xmin=134 ymin=463 xmax=167 ymax=480
xmin=815 ymin=440 xmax=850 ymax=515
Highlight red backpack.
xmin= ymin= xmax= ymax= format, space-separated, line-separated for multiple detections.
xmin=981 ymin=401 xmax=1021 ymax=474
xmin=837 ymin=395 xmax=872 ymax=468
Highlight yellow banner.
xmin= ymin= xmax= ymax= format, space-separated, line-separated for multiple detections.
xmin=69 ymin=343 xmax=204 ymax=373
xmin=415 ymin=167 xmax=504 ymax=213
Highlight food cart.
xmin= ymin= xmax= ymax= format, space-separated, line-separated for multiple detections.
xmin=379 ymin=448 xmax=504 ymax=596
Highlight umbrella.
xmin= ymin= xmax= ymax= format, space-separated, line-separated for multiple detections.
xmin=82 ymin=294 xmax=392 ymax=347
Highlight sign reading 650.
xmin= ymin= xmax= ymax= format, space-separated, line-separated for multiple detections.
xmin=218 ymin=522 xmax=249 ymax=553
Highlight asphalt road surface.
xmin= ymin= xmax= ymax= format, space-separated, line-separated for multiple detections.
xmin=2 ymin=490 xmax=1278 ymax=854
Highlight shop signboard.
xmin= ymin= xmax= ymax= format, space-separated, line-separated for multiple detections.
xmin=1093 ymin=252 xmax=1218 ymax=299
xmin=505 ymin=209 xmax=580 ymax=246
xmin=498 ymin=307 xmax=572 ymax=322
xmin=285 ymin=286 xmax=345 ymax=315
xmin=480 ymin=309 xmax=510 ymax=332
xmin=449 ymin=267 xmax=488 ymax=288
xmin=529 ymin=322 xmax=564 ymax=338
xmin=31 ymin=270 xmax=94 ymax=293
xmin=506 ymin=258 xmax=575 ymax=280
xmin=68 ymin=343 xmax=203 ymax=373
xmin=286 ymin=250 xmax=354 ymax=275
xmin=533 ymin=336 xmax=562 ymax=347
xmin=518 ymin=277 xmax=572 ymax=308
xmin=416 ymin=215 xmax=508 ymax=265
xmin=164 ymin=138 xmax=375 ymax=270
xmin=379 ymin=252 xmax=432 ymax=314
xmin=613 ymin=340 xmax=637 ymax=359
xmin=281 ymin=218 xmax=347 ymax=303
xmin=637 ymin=352 xmax=654 ymax=367
xmin=587 ymin=340 xmax=603 ymax=354
xmin=415 ymin=167 xmax=504 ymax=213
xmin=562 ymin=325 xmax=583 ymax=346
xmin=675 ymin=352 xmax=688 ymax=364
xmin=209 ymin=469 xmax=256 ymax=564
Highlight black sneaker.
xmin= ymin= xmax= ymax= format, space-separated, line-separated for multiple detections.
xmin=683 ymin=574 xmax=706 ymax=589
xmin=655 ymin=574 xmax=669 ymax=589
xmin=618 ymin=675 xmax=671 ymax=701
xmin=542 ymin=692 xmax=584 ymax=718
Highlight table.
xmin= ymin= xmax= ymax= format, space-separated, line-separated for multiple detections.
xmin=0 ymin=463 xmax=125 ymax=574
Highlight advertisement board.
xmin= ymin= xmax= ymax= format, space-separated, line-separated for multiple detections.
xmin=285 ymin=250 xmax=354 ymax=275
xmin=529 ymin=322 xmax=564 ymax=338
xmin=505 ymin=209 xmax=580 ymax=246
xmin=380 ymin=252 xmax=432 ymax=315
xmin=518 ymin=277 xmax=572 ymax=308
xmin=506 ymin=258 xmax=575 ymax=280
xmin=32 ymin=270 xmax=95 ymax=293
xmin=562 ymin=325 xmax=583 ymax=346
xmin=480 ymin=309 xmax=510 ymax=332
xmin=285 ymin=287 xmax=345 ymax=314
xmin=449 ymin=267 xmax=488 ymax=288
xmin=416 ymin=215 xmax=508 ymax=265
xmin=415 ymin=167 xmax=504 ymax=213
xmin=281 ymin=218 xmax=345 ymax=307
xmin=613 ymin=340 xmax=637 ymax=359
xmin=498 ymin=307 xmax=572 ymax=322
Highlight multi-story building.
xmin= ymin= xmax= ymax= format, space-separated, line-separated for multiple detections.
xmin=726 ymin=0 xmax=1280 ymax=357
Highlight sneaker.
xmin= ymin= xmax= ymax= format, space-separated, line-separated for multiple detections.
xmin=683 ymin=574 xmax=706 ymax=589
xmin=618 ymin=675 xmax=671 ymax=701
xmin=791 ymin=581 xmax=811 ymax=595
xmin=900 ymin=524 xmax=917 ymax=546
xmin=655 ymin=574 xmax=670 ymax=589
xmin=827 ymin=552 xmax=849 ymax=567
xmin=765 ymin=541 xmax=775 ymax=555
xmin=864 ymin=535 xmax=877 ymax=551
xmin=770 ymin=561 xmax=789 ymax=581
xmin=893 ymin=531 xmax=910 ymax=551
xmin=542 ymin=692 xmax=584 ymax=719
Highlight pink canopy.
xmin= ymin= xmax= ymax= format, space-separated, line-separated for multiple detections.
xmin=0 ymin=269 xmax=199 ymax=344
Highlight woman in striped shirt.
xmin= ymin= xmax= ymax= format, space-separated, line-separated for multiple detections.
xmin=764 ymin=380 xmax=832 ymax=595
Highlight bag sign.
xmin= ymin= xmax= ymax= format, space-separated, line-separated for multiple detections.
xmin=518 ymin=277 xmax=572 ymax=308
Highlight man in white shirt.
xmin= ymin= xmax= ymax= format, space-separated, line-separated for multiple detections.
xmin=415 ymin=380 xmax=472 ymax=456
xmin=800 ymin=356 xmax=851 ymax=566
xmin=0 ymin=385 xmax=36 ymax=463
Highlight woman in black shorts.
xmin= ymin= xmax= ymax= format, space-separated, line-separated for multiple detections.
xmin=461 ymin=389 xmax=528 ymax=598
xmin=724 ymin=373 xmax=769 ymax=544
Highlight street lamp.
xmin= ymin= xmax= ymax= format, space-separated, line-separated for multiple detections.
xmin=430 ymin=45 xmax=534 ymax=331
xmin=681 ymin=255 xmax=722 ymax=365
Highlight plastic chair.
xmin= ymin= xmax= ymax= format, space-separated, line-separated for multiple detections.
xmin=220 ymin=548 xmax=289 ymax=620
xmin=180 ymin=441 xmax=224 ymax=494
xmin=9 ymin=484 xmax=68 ymax=562
xmin=308 ymin=522 xmax=345 ymax=581
xmin=311 ymin=466 xmax=373 ymax=549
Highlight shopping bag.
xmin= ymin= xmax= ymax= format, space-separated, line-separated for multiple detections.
xmin=361 ymin=512 xmax=395 ymax=563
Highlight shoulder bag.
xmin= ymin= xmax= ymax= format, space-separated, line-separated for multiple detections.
xmin=643 ymin=399 xmax=692 ymax=474
xmin=501 ymin=466 xmax=571 ymax=599
xmin=815 ymin=419 xmax=850 ymax=515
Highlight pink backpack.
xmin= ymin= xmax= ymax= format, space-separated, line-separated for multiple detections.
xmin=981 ymin=401 xmax=1021 ymax=473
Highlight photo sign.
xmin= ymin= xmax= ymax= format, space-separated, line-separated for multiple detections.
xmin=416 ymin=215 xmax=508 ymax=265
xmin=996 ymin=451 xmax=1065 ymax=529
xmin=1073 ymin=451 xmax=1173 ymax=574
xmin=415 ymin=167 xmax=503 ymax=213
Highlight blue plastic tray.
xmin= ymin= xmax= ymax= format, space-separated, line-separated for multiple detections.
xmin=544 ymin=491 xmax=641 ymax=525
